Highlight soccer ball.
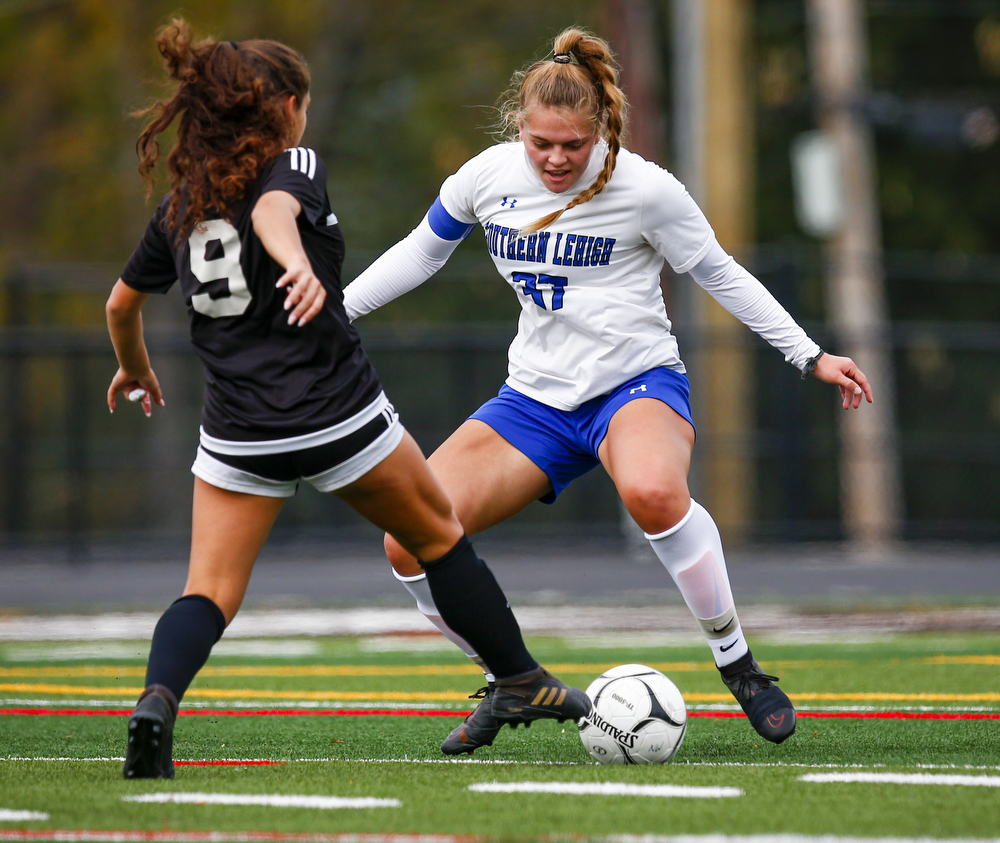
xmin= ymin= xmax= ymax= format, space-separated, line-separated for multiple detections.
xmin=578 ymin=663 xmax=687 ymax=764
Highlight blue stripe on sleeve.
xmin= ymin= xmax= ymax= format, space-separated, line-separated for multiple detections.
xmin=427 ymin=197 xmax=476 ymax=241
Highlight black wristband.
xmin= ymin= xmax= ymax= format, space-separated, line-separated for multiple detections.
xmin=801 ymin=349 xmax=824 ymax=379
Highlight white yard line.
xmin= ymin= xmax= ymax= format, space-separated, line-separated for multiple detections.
xmin=121 ymin=792 xmax=400 ymax=809
xmin=7 ymin=756 xmax=1000 ymax=773
xmin=0 ymin=834 xmax=996 ymax=843
xmin=468 ymin=781 xmax=742 ymax=798
xmin=0 ymin=810 xmax=48 ymax=822
xmin=801 ymin=772 xmax=1000 ymax=787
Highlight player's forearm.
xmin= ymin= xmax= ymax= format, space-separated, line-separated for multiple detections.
xmin=252 ymin=190 xmax=310 ymax=272
xmin=106 ymin=280 xmax=153 ymax=376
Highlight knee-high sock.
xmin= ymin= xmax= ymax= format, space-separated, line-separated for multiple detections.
xmin=645 ymin=500 xmax=749 ymax=667
xmin=420 ymin=535 xmax=537 ymax=680
xmin=144 ymin=594 xmax=226 ymax=703
xmin=392 ymin=568 xmax=494 ymax=682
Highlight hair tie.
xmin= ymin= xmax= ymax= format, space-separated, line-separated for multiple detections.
xmin=229 ymin=40 xmax=238 ymax=50
xmin=553 ymin=53 xmax=573 ymax=64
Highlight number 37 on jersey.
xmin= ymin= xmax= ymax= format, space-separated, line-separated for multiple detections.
xmin=513 ymin=272 xmax=568 ymax=312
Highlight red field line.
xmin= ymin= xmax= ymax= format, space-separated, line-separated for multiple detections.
xmin=3 ymin=707 xmax=999 ymax=720
xmin=0 ymin=708 xmax=460 ymax=717
xmin=174 ymin=760 xmax=286 ymax=766
xmin=688 ymin=711 xmax=1000 ymax=721
xmin=0 ymin=832 xmax=478 ymax=842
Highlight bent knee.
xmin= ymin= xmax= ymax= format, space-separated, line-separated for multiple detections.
xmin=384 ymin=532 xmax=425 ymax=577
xmin=619 ymin=484 xmax=691 ymax=535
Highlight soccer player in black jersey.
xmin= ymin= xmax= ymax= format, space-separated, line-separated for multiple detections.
xmin=108 ymin=19 xmax=590 ymax=779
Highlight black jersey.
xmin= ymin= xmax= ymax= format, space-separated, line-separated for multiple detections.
xmin=121 ymin=147 xmax=382 ymax=442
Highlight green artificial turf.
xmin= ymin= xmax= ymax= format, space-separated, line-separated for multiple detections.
xmin=1 ymin=631 xmax=999 ymax=840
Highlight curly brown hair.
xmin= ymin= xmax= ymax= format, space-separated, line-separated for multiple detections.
xmin=498 ymin=27 xmax=627 ymax=234
xmin=135 ymin=18 xmax=310 ymax=238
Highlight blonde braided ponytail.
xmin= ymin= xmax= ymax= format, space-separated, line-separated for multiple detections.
xmin=499 ymin=28 xmax=627 ymax=234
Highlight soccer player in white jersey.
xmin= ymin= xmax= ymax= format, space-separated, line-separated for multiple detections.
xmin=107 ymin=19 xmax=589 ymax=780
xmin=343 ymin=27 xmax=874 ymax=754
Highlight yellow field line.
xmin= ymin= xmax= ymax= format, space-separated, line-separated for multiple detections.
xmin=0 ymin=660 xmax=859 ymax=679
xmin=924 ymin=656 xmax=1000 ymax=665
xmin=0 ymin=665 xmax=480 ymax=678
xmin=0 ymin=683 xmax=472 ymax=701
xmin=3 ymin=682 xmax=1000 ymax=704
xmin=689 ymin=692 xmax=1000 ymax=702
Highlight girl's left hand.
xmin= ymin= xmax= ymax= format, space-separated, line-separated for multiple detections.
xmin=107 ymin=366 xmax=163 ymax=418
xmin=277 ymin=263 xmax=326 ymax=326
xmin=811 ymin=352 xmax=874 ymax=410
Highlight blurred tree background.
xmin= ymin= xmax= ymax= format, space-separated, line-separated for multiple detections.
xmin=0 ymin=0 xmax=997 ymax=550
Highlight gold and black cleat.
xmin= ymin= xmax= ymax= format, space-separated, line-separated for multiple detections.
xmin=492 ymin=666 xmax=592 ymax=729
xmin=441 ymin=683 xmax=501 ymax=755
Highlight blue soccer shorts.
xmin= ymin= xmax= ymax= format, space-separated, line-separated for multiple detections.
xmin=469 ymin=367 xmax=694 ymax=504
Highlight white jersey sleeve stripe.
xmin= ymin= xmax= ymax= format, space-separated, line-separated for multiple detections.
xmin=306 ymin=148 xmax=317 ymax=180
xmin=288 ymin=147 xmax=299 ymax=172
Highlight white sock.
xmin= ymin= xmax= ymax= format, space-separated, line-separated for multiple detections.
xmin=645 ymin=500 xmax=749 ymax=667
xmin=392 ymin=568 xmax=494 ymax=682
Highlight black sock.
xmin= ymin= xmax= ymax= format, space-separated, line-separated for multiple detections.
xmin=421 ymin=536 xmax=537 ymax=679
xmin=144 ymin=594 xmax=226 ymax=703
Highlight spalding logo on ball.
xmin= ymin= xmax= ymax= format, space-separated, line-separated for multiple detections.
xmin=578 ymin=663 xmax=687 ymax=764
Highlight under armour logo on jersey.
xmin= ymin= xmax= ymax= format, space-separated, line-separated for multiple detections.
xmin=629 ymin=384 xmax=648 ymax=394
xmin=500 ymin=197 xmax=518 ymax=208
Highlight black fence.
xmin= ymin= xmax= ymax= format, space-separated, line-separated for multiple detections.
xmin=1 ymin=254 xmax=998 ymax=551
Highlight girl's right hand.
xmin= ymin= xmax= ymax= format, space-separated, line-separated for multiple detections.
xmin=107 ymin=367 xmax=164 ymax=418
xmin=277 ymin=263 xmax=327 ymax=326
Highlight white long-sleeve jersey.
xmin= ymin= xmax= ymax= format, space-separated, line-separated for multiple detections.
xmin=344 ymin=141 xmax=821 ymax=411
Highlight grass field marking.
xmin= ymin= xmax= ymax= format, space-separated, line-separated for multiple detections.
xmin=0 ymin=684 xmax=477 ymax=701
xmin=0 ymin=707 xmax=464 ymax=717
xmin=678 ymin=761 xmax=1000 ymax=772
xmin=7 ymin=682 xmax=1000 ymax=705
xmin=0 ymin=810 xmax=48 ymax=821
xmin=0 ymin=660 xmax=859 ymax=679
xmin=121 ymin=792 xmax=401 ymax=809
xmin=800 ymin=772 xmax=1000 ymax=788
xmin=467 ymin=781 xmax=743 ymax=798
xmin=685 ymin=692 xmax=1000 ymax=703
xmin=924 ymin=655 xmax=1000 ymax=665
xmin=594 ymin=837 xmax=1000 ymax=843
xmin=6 ymin=706 xmax=1000 ymax=721
xmin=15 ymin=698 xmax=995 ymax=715
xmin=0 ymin=698 xmax=463 ymax=710
xmin=0 ymin=833 xmax=481 ymax=842
xmin=9 ymin=757 xmax=1000 ymax=773
xmin=1 ymin=640 xmax=320 ymax=662
xmin=0 ymin=666 xmax=483 ymax=679
xmin=0 ymin=836 xmax=994 ymax=843
xmin=791 ymin=711 xmax=1000 ymax=721
xmin=0 ymin=757 xmax=283 ymax=766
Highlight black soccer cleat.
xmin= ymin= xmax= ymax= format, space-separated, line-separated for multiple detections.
xmin=719 ymin=650 xmax=796 ymax=744
xmin=492 ymin=666 xmax=592 ymax=729
xmin=441 ymin=683 xmax=501 ymax=755
xmin=123 ymin=684 xmax=178 ymax=779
